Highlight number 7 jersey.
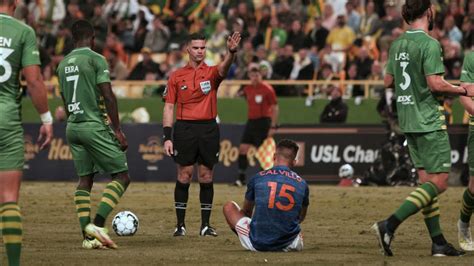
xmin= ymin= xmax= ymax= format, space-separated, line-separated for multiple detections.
xmin=386 ymin=29 xmax=446 ymax=133
xmin=0 ymin=13 xmax=41 ymax=128
xmin=245 ymin=165 xmax=309 ymax=251
xmin=57 ymin=47 xmax=110 ymax=129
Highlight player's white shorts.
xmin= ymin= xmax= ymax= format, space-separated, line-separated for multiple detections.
xmin=235 ymin=217 xmax=303 ymax=252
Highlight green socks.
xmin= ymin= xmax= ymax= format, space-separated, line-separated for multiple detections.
xmin=460 ymin=188 xmax=474 ymax=223
xmin=96 ymin=180 xmax=126 ymax=225
xmin=1 ymin=202 xmax=22 ymax=266
xmin=74 ymin=190 xmax=91 ymax=236
xmin=394 ymin=182 xmax=438 ymax=221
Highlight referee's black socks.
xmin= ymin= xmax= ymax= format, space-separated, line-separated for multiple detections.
xmin=174 ymin=181 xmax=190 ymax=226
xmin=200 ymin=182 xmax=214 ymax=226
xmin=238 ymin=154 xmax=248 ymax=182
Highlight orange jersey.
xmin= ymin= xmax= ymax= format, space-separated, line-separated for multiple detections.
xmin=165 ymin=63 xmax=224 ymax=120
xmin=243 ymin=82 xmax=277 ymax=119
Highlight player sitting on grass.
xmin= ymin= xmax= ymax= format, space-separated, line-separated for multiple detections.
xmin=223 ymin=139 xmax=309 ymax=251
xmin=57 ymin=20 xmax=131 ymax=249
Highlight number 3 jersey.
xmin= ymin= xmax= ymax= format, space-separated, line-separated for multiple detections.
xmin=0 ymin=13 xmax=40 ymax=128
xmin=386 ymin=30 xmax=446 ymax=133
xmin=245 ymin=165 xmax=309 ymax=251
xmin=57 ymin=47 xmax=110 ymax=129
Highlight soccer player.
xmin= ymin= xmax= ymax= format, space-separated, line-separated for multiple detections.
xmin=57 ymin=20 xmax=131 ymax=249
xmin=163 ymin=32 xmax=241 ymax=237
xmin=223 ymin=139 xmax=309 ymax=251
xmin=0 ymin=1 xmax=53 ymax=265
xmin=372 ymin=0 xmax=472 ymax=256
xmin=233 ymin=63 xmax=279 ymax=187
xmin=458 ymin=48 xmax=474 ymax=251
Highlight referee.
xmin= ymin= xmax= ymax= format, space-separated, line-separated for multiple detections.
xmin=234 ymin=63 xmax=279 ymax=186
xmin=163 ymin=32 xmax=241 ymax=237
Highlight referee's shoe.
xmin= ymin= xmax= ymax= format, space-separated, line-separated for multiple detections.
xmin=200 ymin=224 xmax=218 ymax=237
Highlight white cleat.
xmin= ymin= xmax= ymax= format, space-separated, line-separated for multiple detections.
xmin=458 ymin=220 xmax=474 ymax=251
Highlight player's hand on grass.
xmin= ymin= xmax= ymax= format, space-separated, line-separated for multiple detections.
xmin=164 ymin=140 xmax=174 ymax=156
xmin=38 ymin=123 xmax=53 ymax=150
xmin=227 ymin=32 xmax=241 ymax=53
xmin=114 ymin=129 xmax=128 ymax=151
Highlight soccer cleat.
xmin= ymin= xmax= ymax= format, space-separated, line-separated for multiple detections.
xmin=457 ymin=220 xmax=474 ymax=251
xmin=371 ymin=221 xmax=394 ymax=256
xmin=173 ymin=225 xmax=186 ymax=237
xmin=200 ymin=225 xmax=218 ymax=237
xmin=431 ymin=242 xmax=465 ymax=256
xmin=82 ymin=237 xmax=106 ymax=250
xmin=85 ymin=223 xmax=118 ymax=249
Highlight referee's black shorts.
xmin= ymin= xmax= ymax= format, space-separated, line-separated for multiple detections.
xmin=173 ymin=119 xmax=220 ymax=168
xmin=241 ymin=117 xmax=271 ymax=147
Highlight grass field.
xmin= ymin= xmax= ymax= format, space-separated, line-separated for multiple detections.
xmin=2 ymin=182 xmax=473 ymax=265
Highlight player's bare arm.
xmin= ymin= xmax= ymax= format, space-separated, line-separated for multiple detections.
xmin=299 ymin=206 xmax=308 ymax=223
xmin=241 ymin=199 xmax=254 ymax=218
xmin=23 ymin=65 xmax=53 ymax=150
xmin=426 ymin=74 xmax=469 ymax=96
xmin=98 ymin=82 xmax=128 ymax=151
xmin=163 ymin=102 xmax=174 ymax=156
xmin=218 ymin=32 xmax=241 ymax=77
xmin=459 ymin=96 xmax=474 ymax=115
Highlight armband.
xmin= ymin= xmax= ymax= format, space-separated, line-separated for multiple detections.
xmin=163 ymin=126 xmax=172 ymax=142
xmin=40 ymin=111 xmax=53 ymax=124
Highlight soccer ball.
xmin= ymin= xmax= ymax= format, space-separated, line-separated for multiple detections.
xmin=338 ymin=164 xmax=354 ymax=179
xmin=112 ymin=211 xmax=139 ymax=236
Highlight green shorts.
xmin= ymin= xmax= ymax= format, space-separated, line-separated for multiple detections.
xmin=0 ymin=127 xmax=24 ymax=171
xmin=66 ymin=127 xmax=128 ymax=177
xmin=405 ymin=130 xmax=451 ymax=174
xmin=468 ymin=125 xmax=474 ymax=176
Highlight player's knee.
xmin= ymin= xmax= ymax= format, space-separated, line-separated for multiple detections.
xmin=114 ymin=172 xmax=131 ymax=189
xmin=432 ymin=178 xmax=448 ymax=193
xmin=223 ymin=201 xmax=239 ymax=214
xmin=198 ymin=174 xmax=213 ymax=183
xmin=177 ymin=171 xmax=192 ymax=183
xmin=77 ymin=176 xmax=93 ymax=191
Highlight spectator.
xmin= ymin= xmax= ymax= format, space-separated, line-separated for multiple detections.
xmin=169 ymin=16 xmax=188 ymax=49
xmin=326 ymin=15 xmax=356 ymax=52
xmin=286 ymin=20 xmax=306 ymax=51
xmin=247 ymin=22 xmax=264 ymax=49
xmin=272 ymin=44 xmax=294 ymax=80
xmin=322 ymin=4 xmax=337 ymax=29
xmin=90 ymin=4 xmax=108 ymax=46
xmin=320 ymin=86 xmax=348 ymax=123
xmin=133 ymin=19 xmax=149 ymax=52
xmin=235 ymin=40 xmax=255 ymax=79
xmin=108 ymin=50 xmax=129 ymax=80
xmin=27 ymin=0 xmax=65 ymax=29
xmin=208 ymin=18 xmax=229 ymax=55
xmin=103 ymin=0 xmax=139 ymax=20
xmin=128 ymin=47 xmax=162 ymax=80
xmin=345 ymin=1 xmax=361 ymax=34
xmin=359 ymin=1 xmax=380 ymax=37
xmin=379 ymin=1 xmax=403 ymax=37
xmin=167 ymin=44 xmax=187 ymax=73
xmin=305 ymin=15 xmax=329 ymax=51
xmin=265 ymin=16 xmax=287 ymax=48
xmin=346 ymin=63 xmax=363 ymax=98
xmin=354 ymin=47 xmax=373 ymax=79
xmin=444 ymin=15 xmax=463 ymax=44
xmin=144 ymin=16 xmax=170 ymax=53
xmin=103 ymin=33 xmax=128 ymax=64
xmin=290 ymin=48 xmax=314 ymax=81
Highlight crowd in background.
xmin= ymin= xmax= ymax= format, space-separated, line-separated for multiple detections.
xmin=12 ymin=0 xmax=474 ymax=96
